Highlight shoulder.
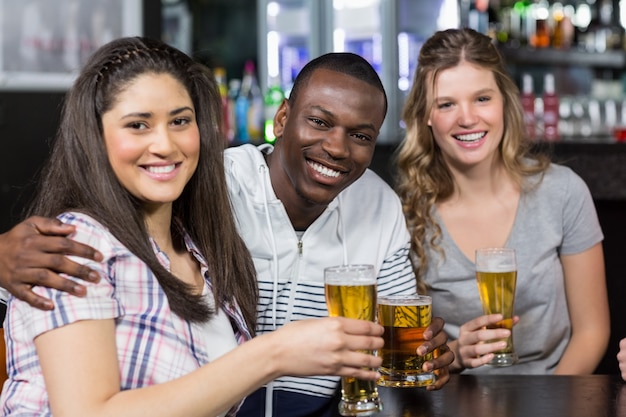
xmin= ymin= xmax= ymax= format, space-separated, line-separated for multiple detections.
xmin=524 ymin=164 xmax=597 ymax=225
xmin=535 ymin=163 xmax=590 ymax=195
xmin=224 ymin=144 xmax=271 ymax=201
xmin=224 ymin=144 xmax=268 ymax=173
xmin=544 ymin=163 xmax=579 ymax=180
xmin=58 ymin=211 xmax=109 ymax=237
xmin=57 ymin=212 xmax=126 ymax=259
xmin=224 ymin=144 xmax=269 ymax=189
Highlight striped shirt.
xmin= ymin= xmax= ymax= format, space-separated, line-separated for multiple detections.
xmin=255 ymin=244 xmax=415 ymax=396
xmin=226 ymin=145 xmax=418 ymax=416
xmin=0 ymin=212 xmax=251 ymax=416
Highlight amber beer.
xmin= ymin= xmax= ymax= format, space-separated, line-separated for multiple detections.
xmin=325 ymin=283 xmax=377 ymax=321
xmin=324 ymin=265 xmax=382 ymax=416
xmin=377 ymin=295 xmax=434 ymax=388
xmin=475 ymin=248 xmax=519 ymax=367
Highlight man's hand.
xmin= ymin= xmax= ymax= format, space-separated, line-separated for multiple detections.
xmin=419 ymin=316 xmax=453 ymax=390
xmin=0 ymin=216 xmax=102 ymax=310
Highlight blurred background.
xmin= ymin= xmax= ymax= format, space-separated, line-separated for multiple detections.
xmin=1 ymin=0 xmax=626 ymax=375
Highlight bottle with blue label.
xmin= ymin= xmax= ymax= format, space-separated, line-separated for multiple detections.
xmin=235 ymin=60 xmax=263 ymax=143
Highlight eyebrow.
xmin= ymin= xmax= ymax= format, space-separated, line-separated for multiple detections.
xmin=435 ymin=87 xmax=497 ymax=101
xmin=311 ymin=105 xmax=377 ymax=131
xmin=120 ymin=106 xmax=195 ymax=120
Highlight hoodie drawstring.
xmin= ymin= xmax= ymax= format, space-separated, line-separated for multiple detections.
xmin=258 ymin=161 xmax=278 ymax=417
xmin=337 ymin=193 xmax=349 ymax=265
xmin=259 ymin=164 xmax=280 ymax=331
xmin=257 ymin=146 xmax=349 ymax=416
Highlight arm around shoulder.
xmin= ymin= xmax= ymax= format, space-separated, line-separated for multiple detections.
xmin=0 ymin=216 xmax=102 ymax=310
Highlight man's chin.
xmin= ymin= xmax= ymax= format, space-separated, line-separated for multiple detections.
xmin=296 ymin=187 xmax=341 ymax=207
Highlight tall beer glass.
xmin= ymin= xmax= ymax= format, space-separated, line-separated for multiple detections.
xmin=325 ymin=264 xmax=382 ymax=416
xmin=377 ymin=294 xmax=435 ymax=387
xmin=475 ymin=247 xmax=518 ymax=367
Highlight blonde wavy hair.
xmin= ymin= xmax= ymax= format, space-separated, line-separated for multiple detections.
xmin=395 ymin=28 xmax=549 ymax=291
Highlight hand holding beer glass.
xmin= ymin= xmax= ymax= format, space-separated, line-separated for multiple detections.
xmin=325 ymin=264 xmax=382 ymax=416
xmin=475 ymin=247 xmax=518 ymax=367
xmin=377 ymin=294 xmax=435 ymax=387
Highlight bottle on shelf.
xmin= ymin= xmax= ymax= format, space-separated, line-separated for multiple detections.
xmin=213 ymin=67 xmax=230 ymax=144
xmin=508 ymin=0 xmax=532 ymax=46
xmin=585 ymin=0 xmax=625 ymax=52
xmin=263 ymin=76 xmax=285 ymax=144
xmin=542 ymin=73 xmax=559 ymax=141
xmin=529 ymin=0 xmax=550 ymax=48
xmin=520 ymin=73 xmax=536 ymax=140
xmin=235 ymin=60 xmax=264 ymax=144
xmin=600 ymin=0 xmax=624 ymax=51
xmin=226 ymin=78 xmax=241 ymax=144
xmin=234 ymin=77 xmax=249 ymax=143
xmin=550 ymin=2 xmax=574 ymax=49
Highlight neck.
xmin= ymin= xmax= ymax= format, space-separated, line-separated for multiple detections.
xmin=143 ymin=203 xmax=174 ymax=252
xmin=265 ymin=146 xmax=327 ymax=231
xmin=446 ymin=158 xmax=514 ymax=203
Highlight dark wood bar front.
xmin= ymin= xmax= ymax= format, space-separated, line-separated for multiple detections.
xmin=361 ymin=374 xmax=626 ymax=417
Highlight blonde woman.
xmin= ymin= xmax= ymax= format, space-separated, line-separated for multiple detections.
xmin=396 ymin=28 xmax=609 ymax=374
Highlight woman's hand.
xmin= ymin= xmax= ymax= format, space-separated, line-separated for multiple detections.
xmin=451 ymin=314 xmax=519 ymax=371
xmin=270 ymin=317 xmax=384 ymax=380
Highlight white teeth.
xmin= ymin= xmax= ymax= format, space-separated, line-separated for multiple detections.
xmin=146 ymin=164 xmax=175 ymax=174
xmin=308 ymin=161 xmax=340 ymax=178
xmin=455 ymin=132 xmax=485 ymax=142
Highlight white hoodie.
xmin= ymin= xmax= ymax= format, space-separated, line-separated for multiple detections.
xmin=225 ymin=144 xmax=417 ymax=417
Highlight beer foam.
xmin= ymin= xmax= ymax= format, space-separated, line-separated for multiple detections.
xmin=476 ymin=258 xmax=516 ymax=272
xmin=324 ymin=264 xmax=377 ymax=285
xmin=378 ymin=294 xmax=431 ymax=306
xmin=475 ymin=249 xmax=516 ymax=272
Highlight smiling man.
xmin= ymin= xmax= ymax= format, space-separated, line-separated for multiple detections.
xmin=0 ymin=52 xmax=453 ymax=417
xmin=226 ymin=53 xmax=450 ymax=417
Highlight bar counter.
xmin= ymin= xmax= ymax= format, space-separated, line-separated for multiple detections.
xmin=358 ymin=374 xmax=626 ymax=417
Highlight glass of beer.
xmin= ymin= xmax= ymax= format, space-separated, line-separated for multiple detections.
xmin=475 ymin=247 xmax=519 ymax=367
xmin=325 ymin=264 xmax=382 ymax=416
xmin=377 ymin=294 xmax=435 ymax=388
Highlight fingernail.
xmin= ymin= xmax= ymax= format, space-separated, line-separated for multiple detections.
xmin=88 ymin=271 xmax=100 ymax=282
xmin=73 ymin=285 xmax=87 ymax=296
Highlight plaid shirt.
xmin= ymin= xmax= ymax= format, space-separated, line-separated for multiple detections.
xmin=0 ymin=212 xmax=252 ymax=416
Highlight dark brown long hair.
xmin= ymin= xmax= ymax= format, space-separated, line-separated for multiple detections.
xmin=27 ymin=37 xmax=258 ymax=329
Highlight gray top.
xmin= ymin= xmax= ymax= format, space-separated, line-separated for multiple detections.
xmin=423 ymin=164 xmax=604 ymax=374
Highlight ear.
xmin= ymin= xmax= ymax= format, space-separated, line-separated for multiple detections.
xmin=272 ymin=99 xmax=289 ymax=139
xmin=427 ymin=117 xmax=432 ymax=126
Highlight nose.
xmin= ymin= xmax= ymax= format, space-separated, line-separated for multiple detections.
xmin=148 ymin=127 xmax=176 ymax=157
xmin=321 ymin=128 xmax=350 ymax=159
xmin=457 ymin=104 xmax=478 ymax=127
